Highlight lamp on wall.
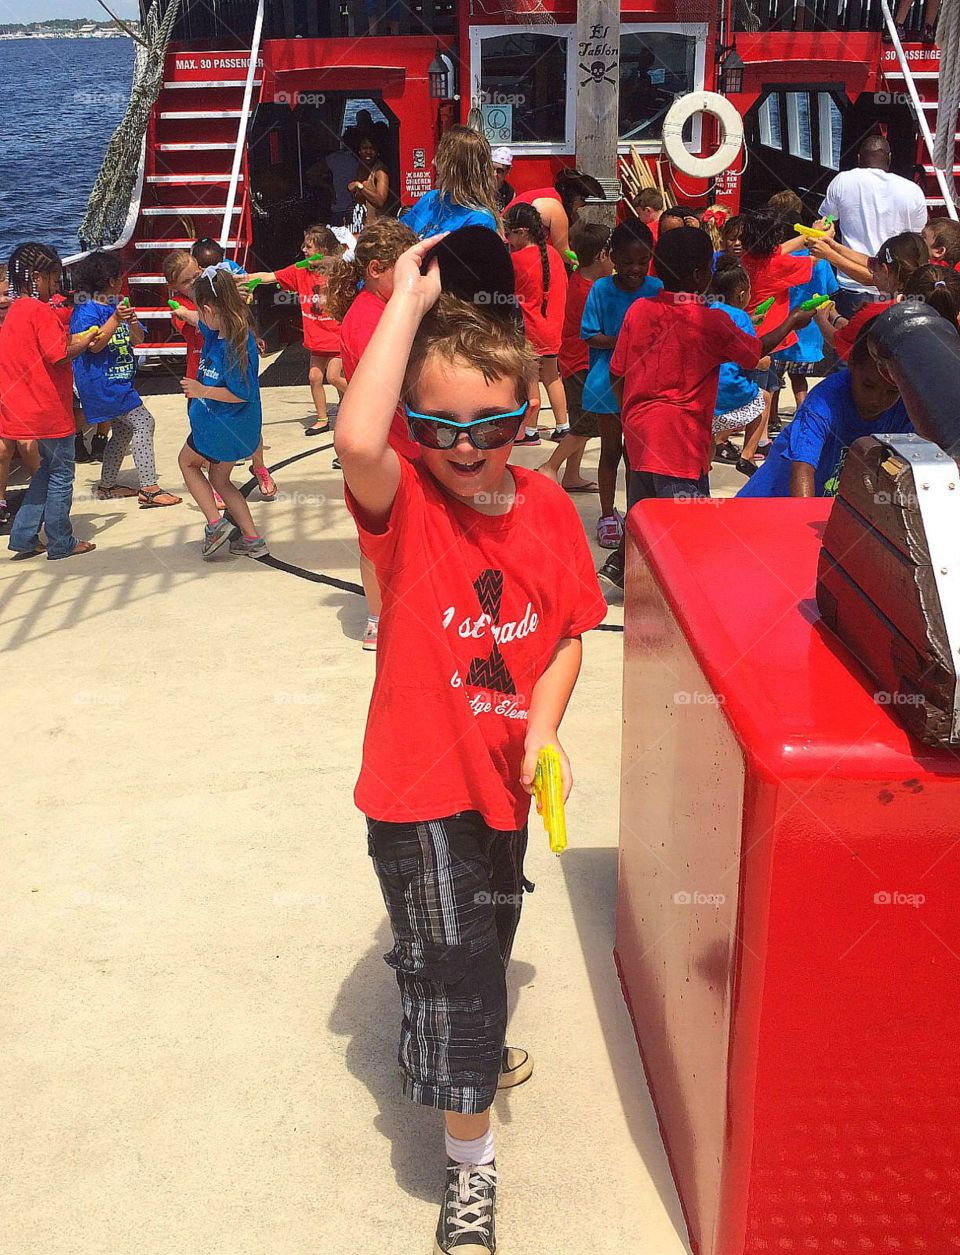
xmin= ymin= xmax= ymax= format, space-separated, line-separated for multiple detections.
xmin=720 ymin=48 xmax=745 ymax=95
xmin=429 ymin=50 xmax=449 ymax=100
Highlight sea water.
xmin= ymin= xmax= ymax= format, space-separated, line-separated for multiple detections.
xmin=0 ymin=37 xmax=135 ymax=261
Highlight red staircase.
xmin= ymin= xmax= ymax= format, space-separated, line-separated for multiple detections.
xmin=128 ymin=54 xmax=261 ymax=361
xmin=879 ymin=42 xmax=958 ymax=216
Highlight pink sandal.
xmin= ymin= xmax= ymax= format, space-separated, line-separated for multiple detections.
xmin=252 ymin=465 xmax=278 ymax=501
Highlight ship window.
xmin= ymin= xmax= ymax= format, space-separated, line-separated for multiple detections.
xmin=472 ymin=28 xmax=573 ymax=148
xmin=818 ymin=93 xmax=842 ymax=170
xmin=619 ymin=29 xmax=703 ymax=145
xmin=786 ymin=92 xmax=813 ymax=161
xmin=759 ymin=95 xmax=782 ymax=150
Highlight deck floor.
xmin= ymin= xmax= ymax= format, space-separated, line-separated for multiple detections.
xmin=0 ymin=375 xmax=760 ymax=1254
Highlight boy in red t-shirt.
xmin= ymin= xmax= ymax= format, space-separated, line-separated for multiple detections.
xmin=245 ymin=224 xmax=347 ymax=436
xmin=538 ymin=221 xmax=612 ymax=490
xmin=335 ymin=232 xmax=606 ymax=1255
xmin=0 ymin=243 xmax=97 ymax=559
xmin=598 ymin=227 xmax=816 ymax=589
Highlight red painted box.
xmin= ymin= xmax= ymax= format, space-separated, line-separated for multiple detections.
xmin=617 ymin=498 xmax=960 ymax=1255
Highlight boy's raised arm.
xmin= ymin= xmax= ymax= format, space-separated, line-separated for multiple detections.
xmin=335 ymin=235 xmax=444 ymax=523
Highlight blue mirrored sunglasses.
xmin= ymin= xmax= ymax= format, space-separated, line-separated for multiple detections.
xmin=405 ymin=401 xmax=528 ymax=450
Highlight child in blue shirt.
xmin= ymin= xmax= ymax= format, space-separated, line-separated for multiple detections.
xmin=707 ymin=263 xmax=767 ymax=466
xmin=70 ymin=250 xmax=181 ymax=507
xmin=177 ymin=266 xmax=267 ymax=559
xmin=401 ymin=127 xmax=500 ymax=238
xmin=769 ymin=251 xmax=839 ymax=425
xmin=737 ymin=334 xmax=911 ymax=498
xmin=580 ymin=219 xmax=663 ymax=549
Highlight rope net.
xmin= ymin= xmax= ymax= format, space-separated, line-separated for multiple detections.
xmin=487 ymin=0 xmax=556 ymax=25
xmin=78 ymin=0 xmax=181 ymax=250
xmin=935 ymin=0 xmax=960 ymax=210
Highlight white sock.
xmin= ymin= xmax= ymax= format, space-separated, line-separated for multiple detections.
xmin=445 ymin=1126 xmax=496 ymax=1166
xmin=366 ymin=615 xmax=379 ymax=626
xmin=524 ymin=427 xmax=537 ymax=438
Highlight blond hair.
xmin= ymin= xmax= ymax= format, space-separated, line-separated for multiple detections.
xmin=193 ymin=267 xmax=251 ymax=374
xmin=435 ymin=126 xmax=502 ymax=230
xmin=163 ymin=248 xmax=195 ymax=285
xmin=404 ymin=293 xmax=536 ymax=406
xmin=325 ymin=218 xmax=417 ymax=322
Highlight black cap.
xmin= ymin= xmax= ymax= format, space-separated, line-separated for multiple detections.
xmin=423 ymin=226 xmax=520 ymax=324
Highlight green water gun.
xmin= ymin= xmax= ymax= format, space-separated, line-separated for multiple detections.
xmin=295 ymin=252 xmax=324 ymax=269
xmin=245 ymin=276 xmax=265 ymax=291
xmin=562 ymin=248 xmax=579 ymax=270
xmin=823 ymin=214 xmax=835 ymax=226
xmin=799 ymin=293 xmax=832 ymax=311
xmin=120 ymin=296 xmax=130 ymax=307
xmin=167 ymin=298 xmax=181 ymax=311
xmin=754 ymin=297 xmax=775 ymax=317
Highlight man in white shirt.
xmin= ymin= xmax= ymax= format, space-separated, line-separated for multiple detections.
xmin=820 ymin=135 xmax=928 ymax=317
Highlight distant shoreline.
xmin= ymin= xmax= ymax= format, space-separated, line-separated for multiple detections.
xmin=0 ymin=33 xmax=132 ymax=41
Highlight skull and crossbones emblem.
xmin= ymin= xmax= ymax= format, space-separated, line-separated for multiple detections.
xmin=580 ymin=59 xmax=616 ymax=87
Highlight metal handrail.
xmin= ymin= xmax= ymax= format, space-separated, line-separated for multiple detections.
xmin=220 ymin=0 xmax=265 ymax=252
xmin=879 ymin=0 xmax=958 ymax=219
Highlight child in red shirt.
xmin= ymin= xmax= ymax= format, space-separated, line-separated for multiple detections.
xmin=598 ymin=226 xmax=816 ymax=589
xmin=538 ymin=220 xmax=613 ymax=490
xmin=335 ymin=230 xmax=605 ymax=1255
xmin=740 ymin=206 xmax=816 ymax=343
xmin=0 ymin=243 xmax=97 ymax=559
xmin=325 ymin=216 xmax=418 ymax=652
xmin=0 ymin=261 xmax=40 ymax=526
xmin=245 ymin=224 xmax=347 ymax=436
xmin=504 ymin=202 xmax=569 ymax=444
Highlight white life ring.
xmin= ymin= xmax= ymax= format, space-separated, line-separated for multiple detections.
xmin=662 ymin=91 xmax=744 ymax=179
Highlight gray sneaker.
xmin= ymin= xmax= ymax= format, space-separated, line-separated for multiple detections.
xmin=435 ymin=1160 xmax=497 ymax=1253
xmin=201 ymin=518 xmax=233 ymax=560
xmin=229 ymin=533 xmax=269 ymax=559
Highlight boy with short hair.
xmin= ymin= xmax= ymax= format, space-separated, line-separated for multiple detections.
xmin=633 ymin=187 xmax=664 ymax=239
xmin=335 ymin=229 xmax=606 ymax=1254
xmin=598 ymin=227 xmax=816 ymax=589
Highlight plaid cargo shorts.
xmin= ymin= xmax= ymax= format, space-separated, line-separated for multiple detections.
xmin=366 ymin=810 xmax=531 ymax=1114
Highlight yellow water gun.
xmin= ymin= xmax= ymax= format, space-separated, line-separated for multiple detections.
xmin=533 ymin=745 xmax=567 ymax=856
xmin=793 ymin=222 xmax=830 ymax=240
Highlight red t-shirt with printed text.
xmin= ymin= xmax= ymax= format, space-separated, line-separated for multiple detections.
xmin=274 ymin=264 xmax=341 ymax=355
xmin=340 ymin=288 xmax=419 ymax=461
xmin=741 ymin=250 xmax=815 ymax=347
xmin=511 ymin=242 xmax=568 ymax=356
xmin=611 ymin=291 xmax=761 ymax=480
xmin=0 ymin=297 xmax=73 ymax=440
xmin=558 ymin=269 xmax=593 ymax=377
xmin=346 ymin=459 xmax=607 ymax=830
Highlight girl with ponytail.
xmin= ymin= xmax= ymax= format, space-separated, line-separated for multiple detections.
xmin=504 ymin=203 xmax=569 ymax=444
xmin=177 ymin=264 xmax=268 ymax=560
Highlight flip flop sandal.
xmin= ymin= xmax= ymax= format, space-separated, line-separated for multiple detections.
xmin=253 ymin=466 xmax=278 ymax=501
xmin=63 ymin=541 xmax=96 ymax=558
xmin=305 ymin=422 xmax=330 ymax=436
xmin=563 ymin=481 xmax=599 ymax=494
xmin=139 ymin=488 xmax=183 ymax=509
xmin=96 ymin=484 xmax=138 ymax=500
xmin=11 ymin=542 xmax=46 ymax=560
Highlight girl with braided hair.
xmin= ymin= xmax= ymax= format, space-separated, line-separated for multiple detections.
xmin=504 ymin=202 xmax=568 ymax=445
xmin=0 ymin=243 xmax=97 ymax=559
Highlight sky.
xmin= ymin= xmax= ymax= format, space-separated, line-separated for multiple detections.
xmin=0 ymin=1 xmax=139 ymax=20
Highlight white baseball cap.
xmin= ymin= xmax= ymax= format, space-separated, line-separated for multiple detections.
xmin=491 ymin=146 xmax=513 ymax=168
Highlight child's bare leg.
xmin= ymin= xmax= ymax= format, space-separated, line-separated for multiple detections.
xmin=791 ymin=372 xmax=809 ymax=409
xmin=249 ymin=440 xmax=276 ymax=495
xmin=740 ymin=390 xmax=772 ymax=463
xmin=308 ymin=354 xmax=332 ymax=431
xmin=328 ymin=356 xmax=347 ymax=399
xmin=596 ymin=413 xmax=623 ymax=519
xmin=445 ymin=1111 xmax=491 ymax=1140
xmin=538 ymin=434 xmax=590 ymax=484
xmin=0 ymin=438 xmax=14 ymax=503
xmin=540 ymin=357 xmax=567 ymax=430
xmin=209 ymin=462 xmax=259 ymax=537
xmin=178 ymin=444 xmax=220 ymax=525
xmin=360 ymin=552 xmax=381 ymax=617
